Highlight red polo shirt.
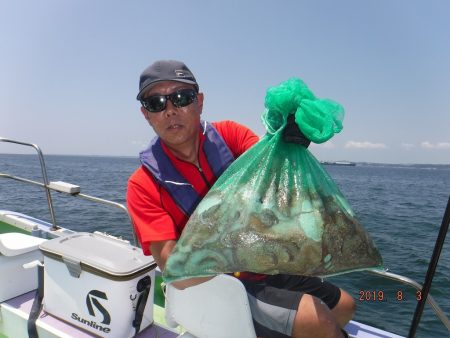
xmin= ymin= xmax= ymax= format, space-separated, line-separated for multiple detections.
xmin=127 ymin=120 xmax=259 ymax=255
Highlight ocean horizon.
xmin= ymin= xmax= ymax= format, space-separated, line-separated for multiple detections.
xmin=1 ymin=152 xmax=450 ymax=167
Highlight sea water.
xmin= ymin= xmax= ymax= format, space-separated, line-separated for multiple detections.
xmin=0 ymin=154 xmax=449 ymax=338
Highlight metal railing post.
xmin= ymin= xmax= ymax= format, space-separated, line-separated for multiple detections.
xmin=0 ymin=137 xmax=58 ymax=230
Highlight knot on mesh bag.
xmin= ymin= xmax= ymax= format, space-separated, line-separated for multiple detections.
xmin=262 ymin=78 xmax=344 ymax=143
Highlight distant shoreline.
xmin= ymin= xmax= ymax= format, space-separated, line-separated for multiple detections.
xmin=321 ymin=161 xmax=356 ymax=166
xmin=1 ymin=152 xmax=450 ymax=166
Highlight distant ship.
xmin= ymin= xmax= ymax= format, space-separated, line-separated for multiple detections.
xmin=321 ymin=161 xmax=356 ymax=166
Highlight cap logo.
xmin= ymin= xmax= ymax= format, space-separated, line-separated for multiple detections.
xmin=175 ymin=69 xmax=192 ymax=78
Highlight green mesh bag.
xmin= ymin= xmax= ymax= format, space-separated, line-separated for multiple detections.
xmin=163 ymin=78 xmax=383 ymax=283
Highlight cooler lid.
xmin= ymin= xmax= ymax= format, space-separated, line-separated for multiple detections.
xmin=39 ymin=232 xmax=156 ymax=279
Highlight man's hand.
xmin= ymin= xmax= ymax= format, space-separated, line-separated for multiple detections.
xmin=283 ymin=114 xmax=311 ymax=148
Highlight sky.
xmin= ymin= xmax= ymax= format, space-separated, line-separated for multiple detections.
xmin=1 ymin=0 xmax=449 ymax=164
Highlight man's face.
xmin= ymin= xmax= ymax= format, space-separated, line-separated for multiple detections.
xmin=140 ymin=81 xmax=204 ymax=149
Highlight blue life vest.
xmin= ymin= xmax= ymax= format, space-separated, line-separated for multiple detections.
xmin=140 ymin=121 xmax=234 ymax=216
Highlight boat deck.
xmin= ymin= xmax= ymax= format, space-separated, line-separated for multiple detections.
xmin=0 ymin=291 xmax=178 ymax=338
xmin=0 ymin=290 xmax=405 ymax=338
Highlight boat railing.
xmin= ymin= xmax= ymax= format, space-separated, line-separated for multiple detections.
xmin=0 ymin=138 xmax=58 ymax=229
xmin=0 ymin=137 xmax=138 ymax=246
xmin=368 ymin=269 xmax=450 ymax=332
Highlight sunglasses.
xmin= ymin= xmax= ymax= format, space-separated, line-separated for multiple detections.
xmin=140 ymin=88 xmax=198 ymax=113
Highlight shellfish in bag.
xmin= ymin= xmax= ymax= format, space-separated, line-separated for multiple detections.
xmin=163 ymin=78 xmax=383 ymax=283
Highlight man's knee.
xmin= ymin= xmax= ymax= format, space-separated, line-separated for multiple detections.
xmin=292 ymin=294 xmax=342 ymax=338
xmin=332 ymin=289 xmax=356 ymax=327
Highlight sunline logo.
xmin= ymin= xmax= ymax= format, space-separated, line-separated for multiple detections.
xmin=71 ymin=289 xmax=112 ymax=333
xmin=71 ymin=313 xmax=111 ymax=333
xmin=86 ymin=290 xmax=111 ymax=325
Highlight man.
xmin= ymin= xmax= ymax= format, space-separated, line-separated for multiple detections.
xmin=127 ymin=60 xmax=355 ymax=338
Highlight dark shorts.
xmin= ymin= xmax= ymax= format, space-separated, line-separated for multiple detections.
xmin=241 ymin=275 xmax=341 ymax=338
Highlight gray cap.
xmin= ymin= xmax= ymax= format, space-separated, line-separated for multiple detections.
xmin=136 ymin=60 xmax=199 ymax=100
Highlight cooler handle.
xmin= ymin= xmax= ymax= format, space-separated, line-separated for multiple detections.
xmin=133 ymin=275 xmax=152 ymax=335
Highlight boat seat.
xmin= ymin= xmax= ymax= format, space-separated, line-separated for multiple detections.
xmin=0 ymin=232 xmax=46 ymax=302
xmin=165 ymin=274 xmax=257 ymax=338
xmin=0 ymin=232 xmax=46 ymax=257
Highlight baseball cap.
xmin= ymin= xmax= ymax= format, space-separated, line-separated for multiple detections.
xmin=136 ymin=60 xmax=199 ymax=100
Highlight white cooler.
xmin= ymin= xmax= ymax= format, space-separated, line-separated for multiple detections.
xmin=39 ymin=232 xmax=157 ymax=337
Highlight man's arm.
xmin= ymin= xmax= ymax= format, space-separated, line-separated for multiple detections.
xmin=150 ymin=239 xmax=177 ymax=271
xmin=151 ymin=240 xmax=213 ymax=290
